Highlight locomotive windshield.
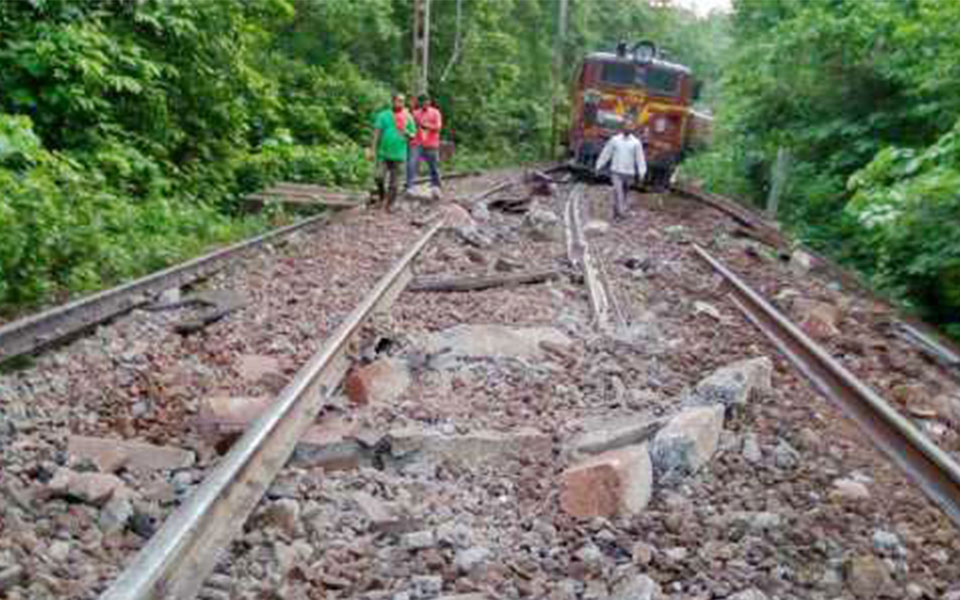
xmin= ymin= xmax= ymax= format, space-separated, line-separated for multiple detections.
xmin=642 ymin=67 xmax=680 ymax=95
xmin=600 ymin=62 xmax=635 ymax=86
xmin=597 ymin=61 xmax=681 ymax=95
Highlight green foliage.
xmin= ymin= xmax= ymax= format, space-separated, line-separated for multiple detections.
xmin=231 ymin=139 xmax=371 ymax=206
xmin=847 ymin=119 xmax=960 ymax=325
xmin=687 ymin=0 xmax=960 ymax=336
xmin=0 ymin=114 xmax=265 ymax=309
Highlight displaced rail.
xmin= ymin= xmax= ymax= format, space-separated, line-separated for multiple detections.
xmin=694 ymin=244 xmax=960 ymax=529
xmin=100 ymin=222 xmax=443 ymax=600
xmin=0 ymin=213 xmax=349 ymax=364
xmin=564 ymin=183 xmax=625 ymax=331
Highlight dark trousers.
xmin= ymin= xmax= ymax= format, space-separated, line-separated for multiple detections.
xmin=406 ymin=146 xmax=442 ymax=189
xmin=611 ymin=173 xmax=630 ymax=219
xmin=376 ymin=160 xmax=402 ymax=208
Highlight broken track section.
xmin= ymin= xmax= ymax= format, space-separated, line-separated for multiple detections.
xmin=100 ymin=223 xmax=442 ymax=600
xmin=564 ymin=183 xmax=624 ymax=332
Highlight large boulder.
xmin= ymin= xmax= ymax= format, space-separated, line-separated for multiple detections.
xmin=793 ymin=298 xmax=841 ymax=338
xmin=47 ymin=468 xmax=127 ymax=507
xmin=344 ymin=357 xmax=412 ymax=406
xmin=695 ymin=357 xmax=772 ymax=408
xmin=421 ymin=324 xmax=572 ymax=362
xmin=68 ymin=435 xmax=195 ymax=473
xmin=387 ymin=426 xmax=551 ymax=468
xmin=846 ymin=554 xmax=893 ymax=599
xmin=560 ymin=444 xmax=653 ymax=518
xmin=651 ymin=405 xmax=725 ymax=481
xmin=610 ymin=574 xmax=660 ymax=600
xmin=566 ymin=414 xmax=663 ymax=458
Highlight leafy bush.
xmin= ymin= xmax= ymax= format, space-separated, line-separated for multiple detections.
xmin=0 ymin=114 xmax=265 ymax=312
xmin=847 ymin=119 xmax=960 ymax=331
xmin=688 ymin=0 xmax=960 ymax=339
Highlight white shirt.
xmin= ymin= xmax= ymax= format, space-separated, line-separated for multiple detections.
xmin=595 ymin=133 xmax=647 ymax=178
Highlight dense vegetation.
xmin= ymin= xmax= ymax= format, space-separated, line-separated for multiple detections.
xmin=0 ymin=0 xmax=726 ymax=314
xmin=687 ymin=0 xmax=960 ymax=337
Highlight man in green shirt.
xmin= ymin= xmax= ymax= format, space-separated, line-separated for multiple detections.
xmin=370 ymin=93 xmax=416 ymax=210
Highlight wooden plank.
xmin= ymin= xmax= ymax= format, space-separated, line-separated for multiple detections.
xmin=409 ymin=269 xmax=559 ymax=292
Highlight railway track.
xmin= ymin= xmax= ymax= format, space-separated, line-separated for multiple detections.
xmin=694 ymin=244 xmax=960 ymax=528
xmin=0 ymin=170 xmax=487 ymax=365
xmin=101 ymin=223 xmax=442 ymax=600
xmin=3 ymin=169 xmax=960 ymax=599
xmin=564 ymin=183 xmax=626 ymax=332
xmin=0 ymin=214 xmax=336 ymax=364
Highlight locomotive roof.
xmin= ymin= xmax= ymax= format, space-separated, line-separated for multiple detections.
xmin=584 ymin=51 xmax=691 ymax=75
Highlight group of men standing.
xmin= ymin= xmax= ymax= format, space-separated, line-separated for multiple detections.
xmin=370 ymin=93 xmax=443 ymax=211
xmin=370 ymin=93 xmax=648 ymax=222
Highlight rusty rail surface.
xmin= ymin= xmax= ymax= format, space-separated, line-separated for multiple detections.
xmin=0 ymin=213 xmax=344 ymax=363
xmin=672 ymin=182 xmax=789 ymax=249
xmin=100 ymin=222 xmax=443 ymax=600
xmin=694 ymin=244 xmax=960 ymax=529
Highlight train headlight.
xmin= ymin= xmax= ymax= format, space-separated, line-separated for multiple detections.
xmin=654 ymin=117 xmax=668 ymax=133
xmin=633 ymin=41 xmax=657 ymax=65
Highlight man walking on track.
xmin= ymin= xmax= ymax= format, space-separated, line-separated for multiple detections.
xmin=594 ymin=123 xmax=646 ymax=220
xmin=406 ymin=94 xmax=443 ymax=192
xmin=370 ymin=93 xmax=415 ymax=211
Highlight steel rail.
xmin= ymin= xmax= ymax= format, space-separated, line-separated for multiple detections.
xmin=893 ymin=320 xmax=960 ymax=376
xmin=694 ymin=244 xmax=960 ymax=529
xmin=565 ymin=183 xmax=615 ymax=330
xmin=413 ymin=169 xmax=482 ymax=185
xmin=101 ymin=222 xmax=443 ymax=600
xmin=470 ymin=179 xmax=515 ymax=205
xmin=0 ymin=213 xmax=340 ymax=363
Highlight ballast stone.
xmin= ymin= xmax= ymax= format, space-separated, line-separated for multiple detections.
xmin=610 ymin=574 xmax=660 ymax=600
xmin=68 ymin=435 xmax=195 ymax=473
xmin=728 ymin=589 xmax=769 ymax=600
xmin=524 ymin=206 xmax=563 ymax=241
xmin=47 ymin=468 xmax=126 ymax=507
xmin=567 ymin=414 xmax=664 ymax=458
xmin=421 ymin=324 xmax=572 ymax=361
xmin=344 ymin=357 xmax=412 ymax=406
xmin=695 ymin=356 xmax=772 ymax=408
xmin=651 ymin=404 xmax=725 ymax=481
xmin=560 ymin=444 xmax=653 ymax=518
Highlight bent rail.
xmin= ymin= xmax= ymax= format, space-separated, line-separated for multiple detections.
xmin=564 ymin=183 xmax=624 ymax=331
xmin=694 ymin=244 xmax=960 ymax=529
xmin=100 ymin=222 xmax=443 ymax=600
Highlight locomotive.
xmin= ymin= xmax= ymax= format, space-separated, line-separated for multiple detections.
xmin=567 ymin=41 xmax=711 ymax=187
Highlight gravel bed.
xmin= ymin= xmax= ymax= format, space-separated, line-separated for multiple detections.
xmin=0 ymin=207 xmax=426 ymax=599
xmin=197 ymin=180 xmax=959 ymax=600
xmin=3 ymin=172 xmax=959 ymax=600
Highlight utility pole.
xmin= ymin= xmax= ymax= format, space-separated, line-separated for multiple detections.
xmin=412 ymin=0 xmax=431 ymax=97
xmin=551 ymin=0 xmax=569 ymax=159
xmin=766 ymin=147 xmax=791 ymax=219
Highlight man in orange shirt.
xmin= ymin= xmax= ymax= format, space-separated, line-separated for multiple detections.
xmin=406 ymin=94 xmax=443 ymax=191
